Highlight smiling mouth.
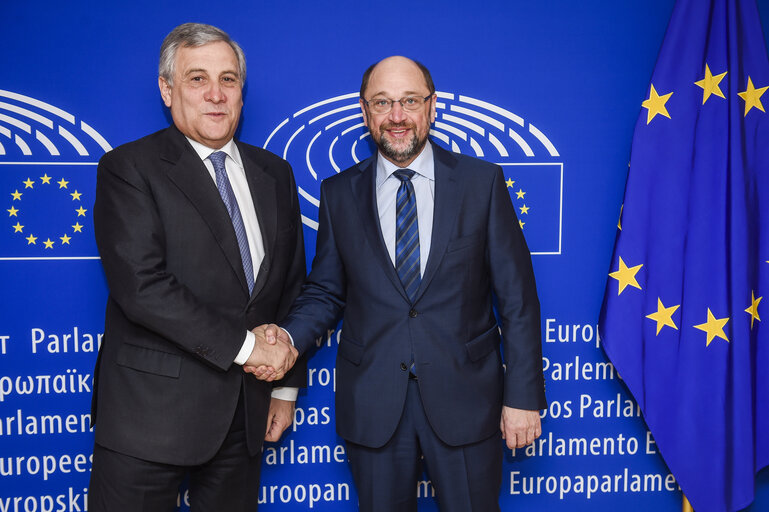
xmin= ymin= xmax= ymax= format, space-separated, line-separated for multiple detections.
xmin=384 ymin=123 xmax=413 ymax=139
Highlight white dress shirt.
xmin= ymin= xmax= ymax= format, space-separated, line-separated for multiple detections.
xmin=187 ymin=137 xmax=296 ymax=401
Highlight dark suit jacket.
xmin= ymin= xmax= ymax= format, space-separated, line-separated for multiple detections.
xmin=282 ymin=142 xmax=546 ymax=449
xmin=92 ymin=125 xmax=306 ymax=465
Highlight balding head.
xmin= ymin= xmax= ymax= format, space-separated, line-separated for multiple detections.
xmin=359 ymin=56 xmax=435 ymax=99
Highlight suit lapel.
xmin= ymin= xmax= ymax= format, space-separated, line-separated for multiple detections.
xmin=238 ymin=141 xmax=276 ymax=301
xmin=415 ymin=144 xmax=461 ymax=302
xmin=351 ymin=157 xmax=410 ymax=303
xmin=163 ymin=128 xmax=251 ymax=295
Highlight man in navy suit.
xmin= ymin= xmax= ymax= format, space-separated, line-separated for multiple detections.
xmin=253 ymin=56 xmax=546 ymax=511
xmin=89 ymin=23 xmax=305 ymax=511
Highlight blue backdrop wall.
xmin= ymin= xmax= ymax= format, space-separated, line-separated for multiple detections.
xmin=1 ymin=1 xmax=768 ymax=510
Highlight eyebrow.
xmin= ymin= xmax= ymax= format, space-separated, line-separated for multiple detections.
xmin=183 ymin=68 xmax=240 ymax=79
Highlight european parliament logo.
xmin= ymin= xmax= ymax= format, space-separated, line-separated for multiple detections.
xmin=264 ymin=92 xmax=563 ymax=255
xmin=0 ymin=90 xmax=111 ymax=260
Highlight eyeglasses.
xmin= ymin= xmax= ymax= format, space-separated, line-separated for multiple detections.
xmin=363 ymin=94 xmax=433 ymax=114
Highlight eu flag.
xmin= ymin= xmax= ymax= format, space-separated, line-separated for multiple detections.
xmin=599 ymin=1 xmax=769 ymax=511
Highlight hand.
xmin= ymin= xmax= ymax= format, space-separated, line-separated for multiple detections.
xmin=243 ymin=324 xmax=297 ymax=381
xmin=264 ymin=397 xmax=295 ymax=442
xmin=500 ymin=406 xmax=542 ymax=449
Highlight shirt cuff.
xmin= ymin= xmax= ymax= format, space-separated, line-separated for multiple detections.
xmin=283 ymin=328 xmax=295 ymax=347
xmin=234 ymin=330 xmax=255 ymax=366
xmin=271 ymin=387 xmax=299 ymax=401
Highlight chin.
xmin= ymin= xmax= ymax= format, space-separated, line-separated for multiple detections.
xmin=379 ymin=134 xmax=426 ymax=164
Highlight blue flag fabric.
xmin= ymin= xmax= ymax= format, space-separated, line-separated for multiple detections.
xmin=599 ymin=1 xmax=769 ymax=511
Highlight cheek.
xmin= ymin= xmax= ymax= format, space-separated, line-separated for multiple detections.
xmin=416 ymin=119 xmax=430 ymax=135
xmin=179 ymin=94 xmax=200 ymax=115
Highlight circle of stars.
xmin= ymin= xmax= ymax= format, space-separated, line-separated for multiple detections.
xmin=621 ymin=62 xmax=765 ymax=347
xmin=7 ymin=173 xmax=86 ymax=249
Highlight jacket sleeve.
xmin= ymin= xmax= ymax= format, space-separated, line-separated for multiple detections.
xmin=486 ymin=165 xmax=547 ymax=410
xmin=281 ymin=179 xmax=347 ymax=355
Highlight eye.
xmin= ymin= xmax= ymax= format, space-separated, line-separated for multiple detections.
xmin=372 ymin=99 xmax=390 ymax=108
xmin=403 ymin=97 xmax=419 ymax=106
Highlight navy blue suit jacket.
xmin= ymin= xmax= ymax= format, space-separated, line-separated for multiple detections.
xmin=283 ymin=142 xmax=546 ymax=448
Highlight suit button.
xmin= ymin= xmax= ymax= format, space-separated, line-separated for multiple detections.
xmin=409 ymin=309 xmax=418 ymax=318
xmin=400 ymin=363 xmax=408 ymax=371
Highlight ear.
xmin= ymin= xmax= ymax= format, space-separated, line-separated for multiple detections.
xmin=359 ymin=98 xmax=369 ymax=128
xmin=429 ymin=93 xmax=437 ymax=124
xmin=159 ymin=76 xmax=172 ymax=107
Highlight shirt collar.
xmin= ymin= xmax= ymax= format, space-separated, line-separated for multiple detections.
xmin=376 ymin=141 xmax=434 ymax=189
xmin=186 ymin=137 xmax=243 ymax=169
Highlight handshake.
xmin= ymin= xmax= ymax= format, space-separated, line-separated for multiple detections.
xmin=243 ymin=324 xmax=296 ymax=381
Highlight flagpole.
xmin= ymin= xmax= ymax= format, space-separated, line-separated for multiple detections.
xmin=683 ymin=494 xmax=694 ymax=512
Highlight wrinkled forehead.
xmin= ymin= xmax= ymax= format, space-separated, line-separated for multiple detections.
xmin=175 ymin=41 xmax=240 ymax=76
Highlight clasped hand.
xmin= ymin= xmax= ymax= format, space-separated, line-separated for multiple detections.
xmin=243 ymin=324 xmax=296 ymax=381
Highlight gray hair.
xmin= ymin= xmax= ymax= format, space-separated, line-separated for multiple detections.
xmin=159 ymin=23 xmax=246 ymax=86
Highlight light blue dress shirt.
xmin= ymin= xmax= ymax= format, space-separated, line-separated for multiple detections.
xmin=375 ymin=143 xmax=435 ymax=278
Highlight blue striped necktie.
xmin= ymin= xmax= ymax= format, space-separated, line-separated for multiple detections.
xmin=209 ymin=151 xmax=254 ymax=293
xmin=393 ymin=169 xmax=420 ymax=302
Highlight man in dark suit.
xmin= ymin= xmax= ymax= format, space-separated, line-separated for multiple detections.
xmin=253 ymin=56 xmax=547 ymax=511
xmin=88 ymin=23 xmax=305 ymax=511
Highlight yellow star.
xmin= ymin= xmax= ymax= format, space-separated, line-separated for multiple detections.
xmin=23 ymin=178 xmax=35 ymax=189
xmin=608 ymin=257 xmax=643 ymax=295
xmin=72 ymin=222 xmax=83 ymax=233
xmin=519 ymin=204 xmax=530 ymax=215
xmin=60 ymin=233 xmax=72 ymax=245
xmin=12 ymin=222 xmax=23 ymax=233
xmin=737 ymin=76 xmax=768 ymax=116
xmin=506 ymin=178 xmax=515 ymax=188
xmin=745 ymin=291 xmax=762 ymax=329
xmin=11 ymin=190 xmax=22 ymax=200
xmin=43 ymin=238 xmax=54 ymax=249
xmin=645 ymin=298 xmax=680 ymax=335
xmin=694 ymin=64 xmax=727 ymax=104
xmin=694 ymin=308 xmax=730 ymax=346
xmin=642 ymin=84 xmax=673 ymax=124
xmin=519 ymin=219 xmax=525 ymax=229
xmin=40 ymin=174 xmax=52 ymax=184
xmin=7 ymin=206 xmax=19 ymax=217
xmin=70 ymin=190 xmax=82 ymax=201
xmin=57 ymin=178 xmax=69 ymax=189
xmin=516 ymin=189 xmax=526 ymax=199
xmin=26 ymin=234 xmax=37 ymax=245
xmin=76 ymin=206 xmax=87 ymax=217
xmin=618 ymin=204 xmax=623 ymax=231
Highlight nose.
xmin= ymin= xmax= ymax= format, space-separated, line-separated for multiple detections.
xmin=388 ymin=100 xmax=406 ymax=122
xmin=204 ymin=81 xmax=225 ymax=103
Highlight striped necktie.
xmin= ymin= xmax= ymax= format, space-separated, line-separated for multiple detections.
xmin=393 ymin=169 xmax=420 ymax=302
xmin=209 ymin=151 xmax=254 ymax=293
